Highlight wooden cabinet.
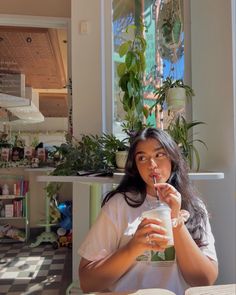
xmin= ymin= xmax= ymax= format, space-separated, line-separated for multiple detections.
xmin=0 ymin=175 xmax=29 ymax=242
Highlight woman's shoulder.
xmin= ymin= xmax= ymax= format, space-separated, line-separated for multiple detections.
xmin=102 ymin=191 xmax=141 ymax=212
xmin=103 ymin=192 xmax=130 ymax=208
xmin=193 ymin=195 xmax=208 ymax=211
xmin=101 ymin=193 xmax=128 ymax=223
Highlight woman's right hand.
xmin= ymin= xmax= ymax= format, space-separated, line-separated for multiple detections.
xmin=126 ymin=217 xmax=170 ymax=256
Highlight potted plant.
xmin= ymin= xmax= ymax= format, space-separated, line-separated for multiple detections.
xmin=101 ymin=133 xmax=129 ymax=170
xmin=50 ymin=133 xmax=129 ymax=176
xmin=117 ymin=23 xmax=149 ymax=140
xmin=152 ymin=77 xmax=195 ymax=111
xmin=167 ymin=114 xmax=207 ymax=171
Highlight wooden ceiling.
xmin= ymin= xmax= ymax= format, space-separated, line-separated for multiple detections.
xmin=0 ymin=26 xmax=68 ymax=117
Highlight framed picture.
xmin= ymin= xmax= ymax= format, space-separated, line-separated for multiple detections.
xmin=12 ymin=147 xmax=24 ymax=161
xmin=37 ymin=148 xmax=46 ymax=162
xmin=1 ymin=148 xmax=10 ymax=162
xmin=24 ymin=147 xmax=34 ymax=160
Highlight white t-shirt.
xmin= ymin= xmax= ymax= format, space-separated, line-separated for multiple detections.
xmin=78 ymin=193 xmax=217 ymax=295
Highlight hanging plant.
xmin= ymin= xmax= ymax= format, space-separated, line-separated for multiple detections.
xmin=117 ymin=22 xmax=150 ymax=140
xmin=156 ymin=0 xmax=184 ymax=63
xmin=150 ymin=77 xmax=195 ymax=112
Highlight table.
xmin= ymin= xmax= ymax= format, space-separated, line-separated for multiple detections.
xmin=68 ymin=284 xmax=236 ymax=295
xmin=84 ymin=288 xmax=175 ymax=295
xmin=185 ymin=284 xmax=236 ymax=295
xmin=36 ymin=172 xmax=224 ymax=282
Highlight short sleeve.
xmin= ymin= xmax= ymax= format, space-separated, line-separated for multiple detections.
xmin=199 ymin=215 xmax=218 ymax=262
xmin=78 ymin=208 xmax=119 ymax=262
xmin=194 ymin=201 xmax=217 ymax=262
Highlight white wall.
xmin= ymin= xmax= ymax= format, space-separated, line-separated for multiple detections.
xmin=0 ymin=0 xmax=70 ymax=17
xmin=191 ymin=0 xmax=236 ymax=284
xmin=71 ymin=0 xmax=103 ymax=138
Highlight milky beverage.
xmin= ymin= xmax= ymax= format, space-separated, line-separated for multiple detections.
xmin=142 ymin=200 xmax=174 ymax=247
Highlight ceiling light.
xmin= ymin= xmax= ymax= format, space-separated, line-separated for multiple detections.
xmin=26 ymin=37 xmax=32 ymax=43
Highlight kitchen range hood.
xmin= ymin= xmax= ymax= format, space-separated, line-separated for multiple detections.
xmin=0 ymin=73 xmax=44 ymax=124
xmin=0 ymin=92 xmax=44 ymax=124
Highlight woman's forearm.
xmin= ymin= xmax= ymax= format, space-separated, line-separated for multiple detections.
xmin=173 ymin=225 xmax=218 ymax=286
xmin=79 ymin=243 xmax=139 ymax=293
xmin=79 ymin=217 xmax=170 ymax=293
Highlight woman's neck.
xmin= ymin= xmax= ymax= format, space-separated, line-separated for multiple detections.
xmin=146 ymin=188 xmax=157 ymax=198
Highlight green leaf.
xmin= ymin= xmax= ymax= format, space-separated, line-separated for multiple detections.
xmin=143 ymin=106 xmax=149 ymax=118
xmin=117 ymin=63 xmax=126 ymax=77
xmin=138 ymin=52 xmax=146 ymax=72
xmin=119 ymin=41 xmax=131 ymax=57
xmin=119 ymin=73 xmax=129 ymax=92
xmin=192 ymin=145 xmax=200 ymax=171
xmin=125 ymin=51 xmax=136 ymax=69
xmin=126 ymin=24 xmax=136 ymax=34
xmin=127 ymin=81 xmax=133 ymax=98
xmin=122 ymin=92 xmax=132 ymax=111
xmin=136 ymin=35 xmax=147 ymax=51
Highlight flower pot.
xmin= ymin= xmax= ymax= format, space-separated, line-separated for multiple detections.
xmin=115 ymin=151 xmax=128 ymax=170
xmin=167 ymin=88 xmax=186 ymax=110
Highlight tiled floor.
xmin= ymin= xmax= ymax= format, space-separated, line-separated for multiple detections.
xmin=0 ymin=242 xmax=72 ymax=295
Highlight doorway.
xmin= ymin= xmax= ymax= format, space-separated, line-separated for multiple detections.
xmin=0 ymin=14 xmax=71 ymax=146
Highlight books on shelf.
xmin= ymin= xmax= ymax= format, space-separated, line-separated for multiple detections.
xmin=0 ymin=175 xmax=29 ymax=243
xmin=13 ymin=179 xmax=29 ymax=196
xmin=13 ymin=199 xmax=24 ymax=217
xmin=2 ymin=199 xmax=24 ymax=218
xmin=5 ymin=204 xmax=14 ymax=217
xmin=0 ymin=179 xmax=28 ymax=197
xmin=0 ymin=177 xmax=28 ymax=218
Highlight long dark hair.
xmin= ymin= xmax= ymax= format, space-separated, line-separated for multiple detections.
xmin=102 ymin=128 xmax=207 ymax=241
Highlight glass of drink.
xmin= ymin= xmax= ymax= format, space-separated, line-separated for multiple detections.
xmin=142 ymin=200 xmax=174 ymax=247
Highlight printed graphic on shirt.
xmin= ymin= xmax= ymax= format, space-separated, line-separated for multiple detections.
xmin=136 ymin=246 xmax=175 ymax=262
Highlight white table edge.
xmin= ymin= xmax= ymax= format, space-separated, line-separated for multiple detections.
xmin=36 ymin=172 xmax=224 ymax=183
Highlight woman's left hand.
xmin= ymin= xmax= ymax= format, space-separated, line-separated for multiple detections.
xmin=155 ymin=183 xmax=181 ymax=219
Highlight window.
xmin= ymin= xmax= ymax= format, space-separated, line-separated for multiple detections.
xmin=112 ymin=0 xmax=185 ymax=138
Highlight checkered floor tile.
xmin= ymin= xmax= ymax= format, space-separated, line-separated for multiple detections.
xmin=0 ymin=243 xmax=72 ymax=295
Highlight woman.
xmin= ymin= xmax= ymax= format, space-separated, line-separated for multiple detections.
xmin=78 ymin=128 xmax=218 ymax=295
